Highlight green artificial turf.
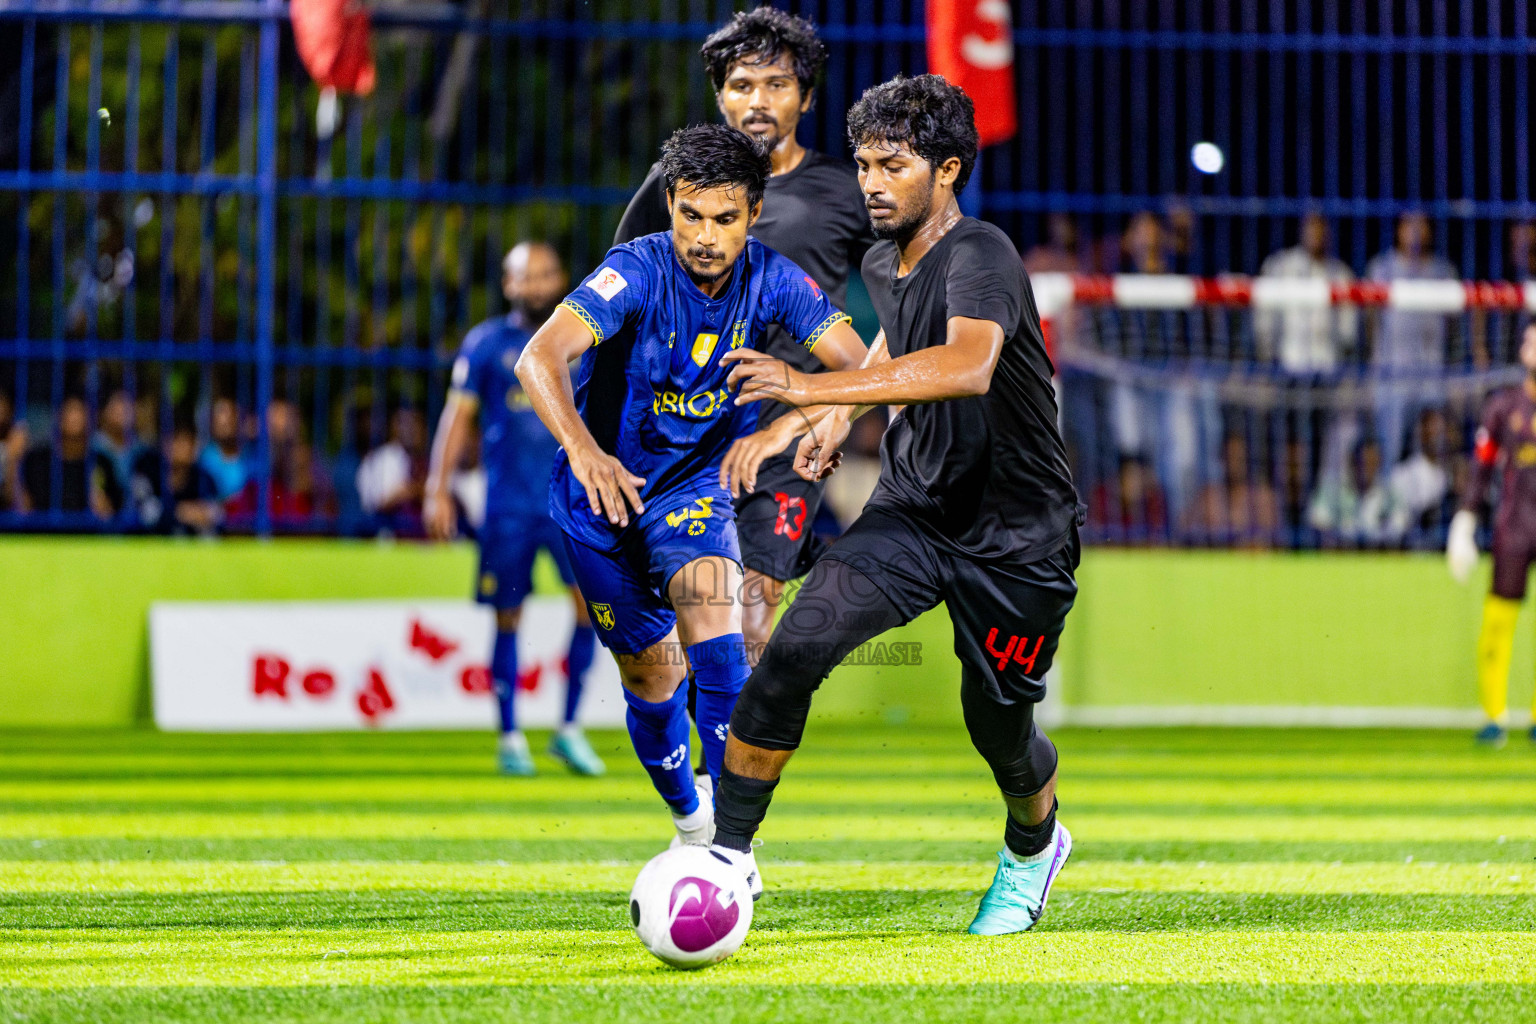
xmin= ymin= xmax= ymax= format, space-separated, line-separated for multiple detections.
xmin=1 ymin=725 xmax=1533 ymax=1022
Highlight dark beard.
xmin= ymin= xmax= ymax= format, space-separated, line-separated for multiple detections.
xmin=738 ymin=115 xmax=782 ymax=152
xmin=674 ymin=241 xmax=730 ymax=287
xmin=517 ymin=298 xmax=561 ymax=327
xmin=683 ymin=261 xmax=730 ymax=287
xmin=868 ymin=176 xmax=935 ymax=242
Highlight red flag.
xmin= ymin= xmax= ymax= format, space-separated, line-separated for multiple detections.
xmin=290 ymin=0 xmax=376 ymax=96
xmin=926 ymin=0 xmax=1017 ymax=148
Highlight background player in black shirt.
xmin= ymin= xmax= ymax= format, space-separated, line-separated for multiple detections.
xmin=709 ymin=76 xmax=1083 ymax=934
xmin=614 ymin=7 xmax=874 ymax=657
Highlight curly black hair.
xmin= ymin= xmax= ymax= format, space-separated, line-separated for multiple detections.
xmin=701 ymin=7 xmax=826 ymax=101
xmin=846 ymin=74 xmax=980 ymax=195
xmin=658 ymin=124 xmax=771 ymax=210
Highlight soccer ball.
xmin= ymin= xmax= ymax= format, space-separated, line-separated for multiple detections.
xmin=629 ymin=846 xmax=753 ymax=969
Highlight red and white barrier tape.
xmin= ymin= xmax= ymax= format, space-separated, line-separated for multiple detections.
xmin=1031 ymin=273 xmax=1536 ymax=319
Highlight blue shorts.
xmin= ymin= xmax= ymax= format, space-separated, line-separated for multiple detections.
xmin=476 ymin=514 xmax=576 ymax=611
xmin=561 ymin=507 xmax=741 ymax=655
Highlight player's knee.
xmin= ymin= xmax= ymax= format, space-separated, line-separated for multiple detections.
xmin=616 ymin=658 xmax=684 ymax=704
xmin=750 ymin=636 xmax=832 ymax=705
xmin=961 ymin=668 xmax=1057 ymax=798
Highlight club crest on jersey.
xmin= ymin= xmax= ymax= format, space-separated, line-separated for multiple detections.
xmin=590 ymin=267 xmax=628 ymax=301
xmin=690 ymin=332 xmax=719 ymax=367
xmin=589 ymin=602 xmax=616 ymax=630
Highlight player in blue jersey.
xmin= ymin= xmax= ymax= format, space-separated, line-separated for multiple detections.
xmin=424 ymin=241 xmax=605 ymax=778
xmin=515 ymin=124 xmax=867 ymax=853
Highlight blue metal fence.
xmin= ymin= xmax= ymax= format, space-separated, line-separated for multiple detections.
xmin=0 ymin=0 xmax=1529 ymax=539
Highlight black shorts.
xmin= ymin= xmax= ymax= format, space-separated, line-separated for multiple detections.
xmin=820 ymin=505 xmax=1078 ymax=704
xmin=734 ymin=450 xmax=828 ymax=583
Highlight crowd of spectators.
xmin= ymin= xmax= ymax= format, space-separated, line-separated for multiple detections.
xmin=0 ymin=386 xmax=456 ymax=538
xmin=0 ymin=209 xmax=1527 ymax=550
xmin=1067 ymin=208 xmax=1500 ymax=549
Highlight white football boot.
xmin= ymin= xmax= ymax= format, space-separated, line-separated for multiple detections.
xmin=669 ymin=772 xmax=715 ymax=847
xmin=708 ymin=840 xmax=764 ymax=902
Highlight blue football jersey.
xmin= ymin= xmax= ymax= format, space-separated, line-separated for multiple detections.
xmin=551 ymin=232 xmax=850 ymax=551
xmin=451 ymin=312 xmax=562 ymax=522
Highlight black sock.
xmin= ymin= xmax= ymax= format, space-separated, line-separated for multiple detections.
xmin=1004 ymin=798 xmax=1058 ymax=858
xmin=713 ymin=768 xmax=778 ymax=852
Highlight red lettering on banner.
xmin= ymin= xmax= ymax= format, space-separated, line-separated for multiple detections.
xmin=774 ymin=492 xmax=807 ymax=541
xmin=357 ymin=668 xmax=397 ymax=724
xmin=459 ymin=664 xmax=493 ymax=694
xmin=518 ymin=663 xmax=542 ymax=693
xmin=252 ymin=655 xmax=291 ymax=699
xmin=409 ymin=618 xmax=460 ymax=662
xmin=983 ymin=629 xmax=1019 ymax=671
xmin=301 ymin=670 xmax=336 ymax=698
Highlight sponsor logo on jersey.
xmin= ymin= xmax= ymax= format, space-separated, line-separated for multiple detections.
xmin=652 ymin=385 xmax=731 ymax=420
xmin=730 ymin=319 xmax=749 ymax=350
xmin=690 ymin=332 xmax=719 ymax=367
xmin=590 ymin=267 xmax=628 ymax=301
xmin=803 ymin=275 xmax=822 ymax=297
xmin=589 ymin=602 xmax=616 ymax=630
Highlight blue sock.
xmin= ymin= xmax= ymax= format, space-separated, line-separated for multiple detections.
xmin=491 ymin=629 xmax=518 ymax=734
xmin=688 ymin=634 xmax=751 ymax=785
xmin=623 ymin=684 xmax=698 ymax=814
xmin=564 ymin=625 xmax=596 ymax=724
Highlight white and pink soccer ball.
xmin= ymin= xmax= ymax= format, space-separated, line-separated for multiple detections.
xmin=629 ymin=846 xmax=753 ymax=969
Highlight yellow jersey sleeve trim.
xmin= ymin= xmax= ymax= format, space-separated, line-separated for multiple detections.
xmin=559 ymin=300 xmax=606 ymax=345
xmin=803 ymin=311 xmax=853 ymax=352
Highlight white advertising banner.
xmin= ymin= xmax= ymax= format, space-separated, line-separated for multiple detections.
xmin=150 ymin=599 xmax=627 ymax=731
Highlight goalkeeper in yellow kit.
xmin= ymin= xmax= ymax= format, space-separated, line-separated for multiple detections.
xmin=1447 ymin=323 xmax=1536 ymax=746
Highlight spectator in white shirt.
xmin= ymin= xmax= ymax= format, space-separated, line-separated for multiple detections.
xmin=1257 ymin=213 xmax=1357 ymax=374
xmin=356 ymin=406 xmax=428 ymax=537
xmin=1385 ymin=407 xmax=1454 ymax=539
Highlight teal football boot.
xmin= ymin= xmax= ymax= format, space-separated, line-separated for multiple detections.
xmin=549 ymin=727 xmax=606 ymax=777
xmin=497 ymin=732 xmax=536 ymax=776
xmin=968 ymin=823 xmax=1072 ymax=936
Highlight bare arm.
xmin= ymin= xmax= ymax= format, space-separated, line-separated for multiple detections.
xmin=514 ymin=305 xmax=646 ymax=527
xmin=717 ymin=320 xmax=872 ymax=497
xmin=424 ymin=392 xmax=476 ymax=541
xmin=788 ymin=332 xmax=894 ymax=482
xmin=723 ymin=316 xmax=1003 ymax=409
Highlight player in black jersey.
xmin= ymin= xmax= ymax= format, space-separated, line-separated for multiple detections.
xmin=615 ymin=7 xmax=874 ymax=658
xmin=708 ymin=75 xmax=1084 ymax=934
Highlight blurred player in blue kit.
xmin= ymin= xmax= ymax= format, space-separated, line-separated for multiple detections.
xmin=515 ymin=124 xmax=867 ymax=853
xmin=425 ymin=241 xmax=605 ymax=778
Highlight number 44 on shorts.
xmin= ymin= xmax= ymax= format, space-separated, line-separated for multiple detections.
xmin=985 ymin=629 xmax=1045 ymax=673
